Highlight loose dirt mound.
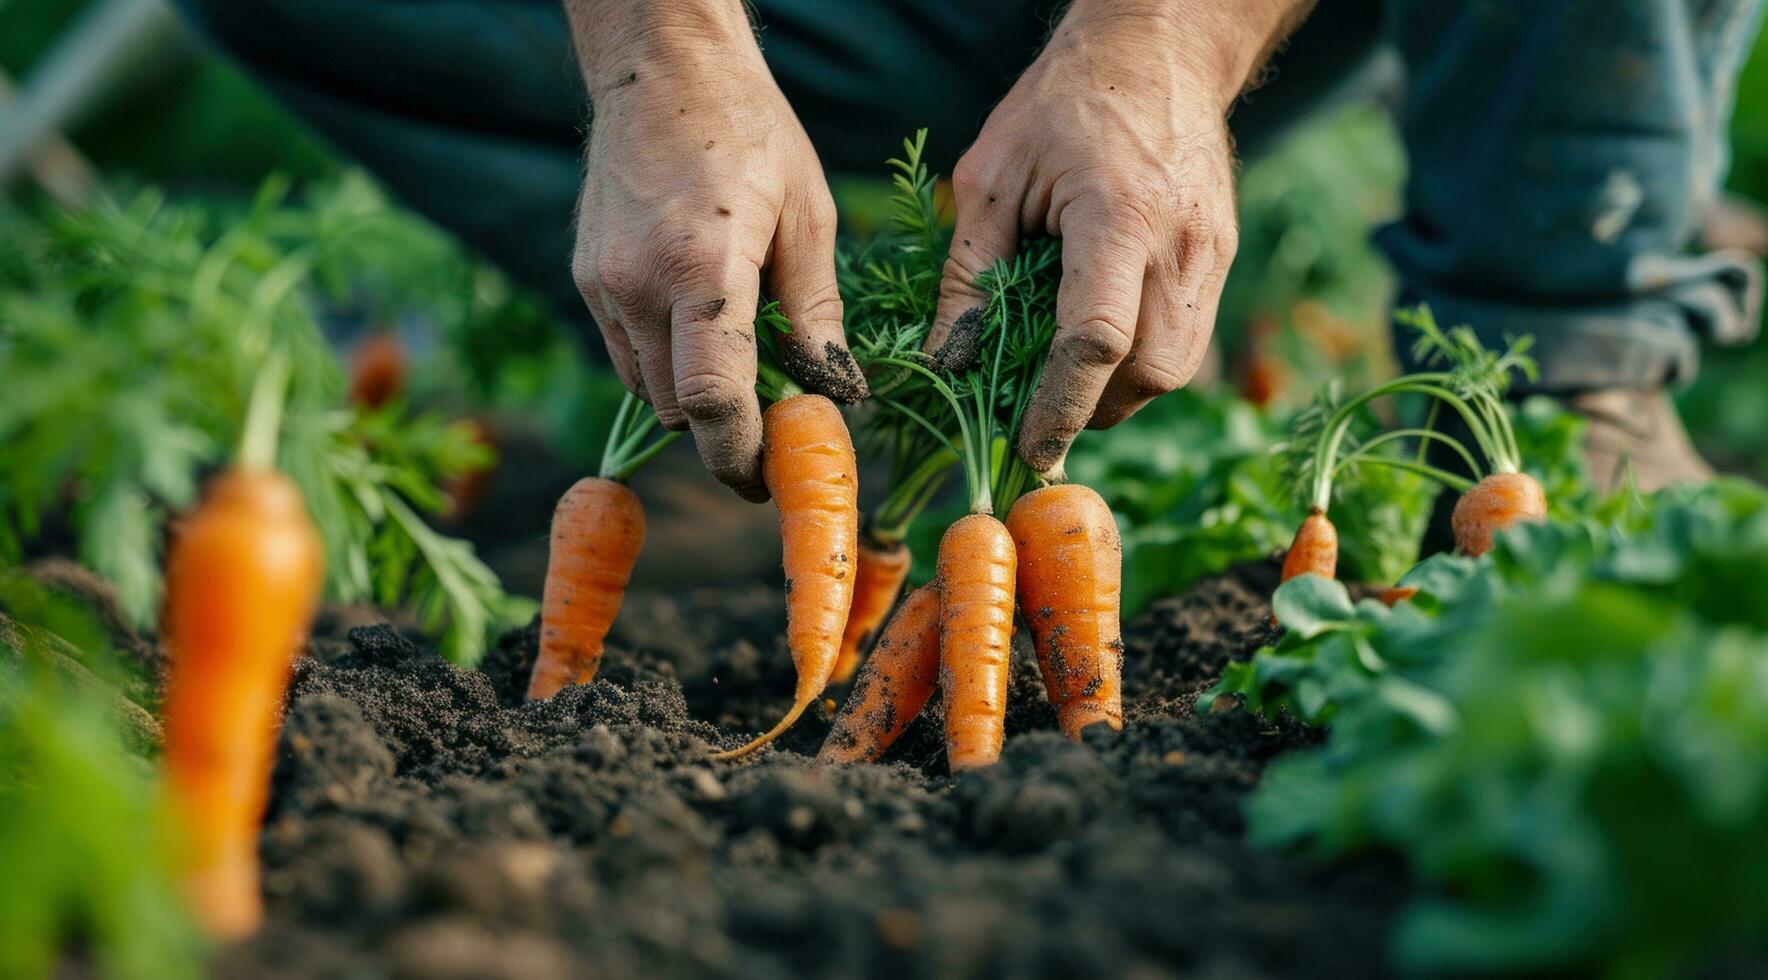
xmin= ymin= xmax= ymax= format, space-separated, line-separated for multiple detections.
xmin=221 ymin=566 xmax=1404 ymax=979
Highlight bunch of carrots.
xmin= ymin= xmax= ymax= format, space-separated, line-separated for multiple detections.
xmin=822 ymin=137 xmax=1125 ymax=771
xmin=1275 ymin=306 xmax=1547 ymax=607
xmin=524 ymin=133 xmax=1127 ymax=774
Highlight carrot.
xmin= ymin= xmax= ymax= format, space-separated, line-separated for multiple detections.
xmin=713 ymin=393 xmax=859 ymax=759
xmin=1281 ymin=507 xmax=1339 ymax=583
xmin=346 ymin=330 xmax=405 ymax=409
xmin=831 ymin=534 xmax=912 ymax=684
xmin=938 ymin=513 xmax=1017 ymax=773
xmin=439 ymin=418 xmax=497 ymax=523
xmin=1379 ymin=585 xmax=1419 ymax=607
xmin=161 ymin=355 xmax=323 ymax=940
xmin=526 ymin=477 xmax=645 ymax=699
xmin=526 ymin=393 xmax=678 ymax=700
xmin=1006 ymin=484 xmax=1123 ymax=740
xmin=1452 ymin=471 xmax=1547 ymax=557
xmin=817 ymin=583 xmax=940 ymax=763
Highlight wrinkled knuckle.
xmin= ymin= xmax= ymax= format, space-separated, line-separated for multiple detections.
xmin=1174 ymin=210 xmax=1215 ymax=260
xmin=1058 ymin=318 xmax=1134 ymax=367
xmin=950 ymin=152 xmax=986 ymax=198
xmin=1212 ymin=218 xmax=1240 ymax=265
xmin=674 ymin=370 xmax=749 ymax=423
xmin=570 ymin=247 xmax=599 ymax=297
xmin=1104 ymin=186 xmax=1165 ymax=243
xmin=808 ymin=189 xmax=839 ymax=230
xmin=1125 ymin=359 xmax=1190 ymax=398
xmin=595 ymin=250 xmax=643 ymax=304
xmin=794 ymin=285 xmax=845 ymax=327
xmin=652 ymin=227 xmax=725 ymax=284
xmin=941 ymin=251 xmax=991 ymax=291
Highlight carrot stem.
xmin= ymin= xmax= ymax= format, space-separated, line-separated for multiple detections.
xmin=598 ymin=390 xmax=683 ymax=482
xmin=1336 ymin=428 xmax=1480 ymax=478
xmin=872 ymin=446 xmax=957 ymax=543
xmin=756 ymin=360 xmax=804 ymax=403
xmin=1310 ymin=375 xmax=1498 ymax=510
xmin=1351 ymin=456 xmax=1477 ymax=492
xmin=237 ymin=350 xmax=291 ymax=473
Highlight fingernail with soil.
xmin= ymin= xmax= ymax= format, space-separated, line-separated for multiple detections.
xmin=933 ymin=308 xmax=984 ymax=374
xmin=782 ymin=339 xmax=870 ymax=404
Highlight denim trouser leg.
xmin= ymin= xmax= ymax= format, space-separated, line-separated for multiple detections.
xmin=171 ymin=0 xmax=1382 ymax=332
xmin=1379 ymin=0 xmax=1766 ymax=392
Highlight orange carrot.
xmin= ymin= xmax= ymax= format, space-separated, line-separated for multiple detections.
xmin=1451 ymin=471 xmax=1547 ymax=557
xmin=1006 ymin=484 xmax=1123 ymax=740
xmin=938 ymin=513 xmax=1016 ymax=773
xmin=1272 ymin=507 xmax=1339 ymax=625
xmin=818 ymin=583 xmax=940 ymax=764
xmin=527 ymin=477 xmax=645 ymax=700
xmin=439 ymin=418 xmax=497 ymax=523
xmin=831 ymin=534 xmax=912 ymax=684
xmin=1379 ymin=585 xmax=1419 ymax=607
xmin=346 ymin=330 xmax=405 ymax=409
xmin=713 ymin=394 xmax=858 ymax=759
xmin=162 ymin=358 xmax=323 ymax=939
xmin=1281 ymin=507 xmax=1339 ymax=583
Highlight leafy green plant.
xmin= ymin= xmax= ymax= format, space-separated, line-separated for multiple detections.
xmin=1205 ymin=480 xmax=1768 ymax=974
xmin=2 ymin=606 xmax=202 ymax=979
xmin=0 ymin=182 xmax=529 ymax=663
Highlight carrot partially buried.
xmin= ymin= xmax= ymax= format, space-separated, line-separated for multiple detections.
xmin=1281 ymin=507 xmax=1339 ymax=584
xmin=1452 ymin=471 xmax=1546 ymax=557
xmin=526 ymin=392 xmax=678 ymax=700
xmin=939 ymin=513 xmax=1016 ymax=773
xmin=818 ymin=584 xmax=940 ymax=764
xmin=162 ymin=355 xmax=323 ymax=940
xmin=831 ymin=534 xmax=912 ymax=684
xmin=1006 ymin=484 xmax=1123 ymax=740
xmin=526 ymin=477 xmax=645 ymax=699
xmin=713 ymin=393 xmax=859 ymax=759
xmin=1379 ymin=585 xmax=1419 ymax=607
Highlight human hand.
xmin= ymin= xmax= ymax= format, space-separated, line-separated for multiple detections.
xmin=929 ymin=0 xmax=1310 ymax=474
xmin=568 ymin=0 xmax=865 ymax=501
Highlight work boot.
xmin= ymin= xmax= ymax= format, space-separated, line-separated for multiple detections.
xmin=1566 ymin=388 xmax=1714 ymax=494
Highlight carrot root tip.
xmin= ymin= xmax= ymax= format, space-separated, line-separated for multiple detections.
xmin=710 ymin=698 xmax=813 ymax=761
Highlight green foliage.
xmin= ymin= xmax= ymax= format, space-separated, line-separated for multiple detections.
xmin=1063 ymin=387 xmax=1435 ymax=614
xmin=1 ymin=617 xmax=202 ymax=979
xmin=1217 ymin=105 xmax=1404 ymax=402
xmin=0 ymin=180 xmax=528 ymax=664
xmin=1205 ymin=481 xmax=1768 ymax=974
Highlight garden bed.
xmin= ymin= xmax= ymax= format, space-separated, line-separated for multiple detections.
xmin=182 ymin=565 xmax=1408 ymax=979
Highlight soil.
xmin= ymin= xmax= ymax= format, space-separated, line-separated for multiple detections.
xmin=205 ymin=563 xmax=1404 ymax=979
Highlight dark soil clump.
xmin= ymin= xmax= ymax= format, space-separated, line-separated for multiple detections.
xmin=219 ymin=565 xmax=1405 ymax=979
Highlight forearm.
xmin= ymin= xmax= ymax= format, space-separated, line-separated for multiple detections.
xmin=562 ymin=0 xmax=762 ymax=98
xmin=1056 ymin=0 xmax=1317 ymax=111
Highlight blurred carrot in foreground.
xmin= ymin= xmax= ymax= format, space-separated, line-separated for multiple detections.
xmin=161 ymin=355 xmax=323 ymax=940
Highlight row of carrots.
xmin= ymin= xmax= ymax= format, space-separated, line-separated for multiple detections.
xmin=149 ymin=139 xmax=1546 ymax=943
xmin=153 ymin=308 xmax=1545 ymax=942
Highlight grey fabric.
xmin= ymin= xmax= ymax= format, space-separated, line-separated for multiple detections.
xmin=175 ymin=0 xmax=1763 ymax=391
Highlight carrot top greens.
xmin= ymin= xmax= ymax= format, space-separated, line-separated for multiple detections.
xmin=0 ymin=184 xmax=528 ymax=664
xmin=1286 ymin=306 xmax=1538 ymax=513
xmin=843 ymin=131 xmax=1062 ymax=520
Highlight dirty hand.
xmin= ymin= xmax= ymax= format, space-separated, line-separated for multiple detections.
xmin=568 ymin=0 xmax=864 ymax=501
xmin=929 ymin=0 xmax=1311 ymax=474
